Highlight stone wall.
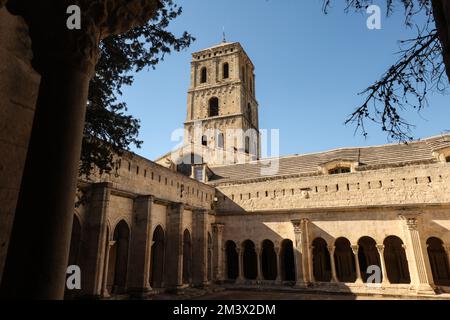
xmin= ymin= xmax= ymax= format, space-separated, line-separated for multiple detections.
xmin=0 ymin=7 xmax=40 ymax=280
xmin=214 ymin=163 xmax=450 ymax=212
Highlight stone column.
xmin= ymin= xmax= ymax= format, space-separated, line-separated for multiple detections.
xmin=351 ymin=245 xmax=363 ymax=284
xmin=328 ymin=246 xmax=338 ymax=283
xmin=127 ymin=195 xmax=154 ymax=296
xmin=308 ymin=245 xmax=316 ymax=283
xmin=0 ymin=0 xmax=159 ymax=300
xmin=275 ymin=244 xmax=282 ymax=284
xmin=237 ymin=247 xmax=244 ymax=282
xmin=192 ymin=209 xmax=208 ymax=287
xmin=101 ymin=241 xmax=115 ymax=297
xmin=165 ymin=203 xmax=184 ymax=290
xmin=80 ymin=182 xmax=112 ymax=298
xmin=291 ymin=219 xmax=309 ymax=287
xmin=376 ymin=245 xmax=390 ymax=285
xmin=399 ymin=214 xmax=435 ymax=294
xmin=256 ymin=245 xmax=263 ymax=281
xmin=212 ymin=223 xmax=225 ymax=283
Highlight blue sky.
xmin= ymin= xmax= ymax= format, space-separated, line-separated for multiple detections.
xmin=121 ymin=0 xmax=449 ymax=160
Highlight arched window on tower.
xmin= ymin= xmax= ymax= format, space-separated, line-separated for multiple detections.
xmin=209 ymin=97 xmax=219 ymax=117
xmin=217 ymin=133 xmax=224 ymax=149
xmin=247 ymin=103 xmax=252 ymax=123
xmin=200 ymin=67 xmax=207 ymax=83
xmin=245 ymin=136 xmax=250 ymax=154
xmin=223 ymin=63 xmax=229 ymax=79
xmin=201 ymin=135 xmax=208 ymax=147
xmin=241 ymin=66 xmax=245 ymax=83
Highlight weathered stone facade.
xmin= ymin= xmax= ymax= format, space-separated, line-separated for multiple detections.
xmin=68 ymin=42 xmax=450 ymax=298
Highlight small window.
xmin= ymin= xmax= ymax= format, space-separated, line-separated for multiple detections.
xmin=446 ymin=156 xmax=450 ymax=163
xmin=329 ymin=167 xmax=351 ymax=175
xmin=217 ymin=133 xmax=224 ymax=149
xmin=209 ymin=97 xmax=219 ymax=117
xmin=200 ymin=67 xmax=207 ymax=83
xmin=202 ymin=135 xmax=208 ymax=147
xmin=247 ymin=103 xmax=252 ymax=122
xmin=223 ymin=63 xmax=229 ymax=79
xmin=241 ymin=66 xmax=245 ymax=83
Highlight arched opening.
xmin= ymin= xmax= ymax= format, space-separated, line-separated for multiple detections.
xmin=243 ymin=240 xmax=257 ymax=280
xmin=182 ymin=229 xmax=192 ymax=285
xmin=209 ymin=97 xmax=219 ymax=117
xmin=217 ymin=133 xmax=224 ymax=149
xmin=207 ymin=233 xmax=213 ymax=282
xmin=334 ymin=237 xmax=356 ymax=282
xmin=68 ymin=215 xmax=82 ymax=267
xmin=427 ymin=237 xmax=450 ymax=286
xmin=150 ymin=226 xmax=165 ymax=288
xmin=357 ymin=236 xmax=381 ymax=283
xmin=225 ymin=241 xmax=239 ymax=281
xmin=200 ymin=67 xmax=207 ymax=83
xmin=280 ymin=239 xmax=295 ymax=281
xmin=201 ymin=135 xmax=208 ymax=147
xmin=261 ymin=240 xmax=277 ymax=280
xmin=312 ymin=238 xmax=332 ymax=282
xmin=384 ymin=236 xmax=411 ymax=284
xmin=244 ymin=136 xmax=250 ymax=154
xmin=223 ymin=63 xmax=229 ymax=79
xmin=108 ymin=220 xmax=130 ymax=294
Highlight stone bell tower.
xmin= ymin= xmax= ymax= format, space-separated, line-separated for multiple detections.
xmin=184 ymin=41 xmax=260 ymax=166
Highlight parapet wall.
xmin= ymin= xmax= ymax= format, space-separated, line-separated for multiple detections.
xmin=214 ymin=163 xmax=450 ymax=213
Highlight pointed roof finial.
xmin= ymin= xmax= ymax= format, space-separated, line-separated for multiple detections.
xmin=222 ymin=26 xmax=226 ymax=43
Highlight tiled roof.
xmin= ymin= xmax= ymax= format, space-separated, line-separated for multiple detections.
xmin=208 ymin=134 xmax=450 ymax=184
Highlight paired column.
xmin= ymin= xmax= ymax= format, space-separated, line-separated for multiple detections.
xmin=212 ymin=223 xmax=225 ymax=283
xmin=399 ymin=214 xmax=435 ymax=293
xmin=127 ymin=195 xmax=154 ymax=295
xmin=192 ymin=209 xmax=209 ymax=287
xmin=291 ymin=219 xmax=311 ymax=286
xmin=376 ymin=245 xmax=390 ymax=285
xmin=275 ymin=245 xmax=282 ymax=283
xmin=101 ymin=240 xmax=115 ymax=297
xmin=256 ymin=245 xmax=263 ymax=281
xmin=165 ymin=203 xmax=184 ymax=290
xmin=327 ymin=246 xmax=339 ymax=283
xmin=237 ymin=247 xmax=245 ymax=282
xmin=351 ymin=245 xmax=363 ymax=284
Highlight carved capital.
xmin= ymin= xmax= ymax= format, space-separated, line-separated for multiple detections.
xmin=212 ymin=223 xmax=225 ymax=234
xmin=327 ymin=245 xmax=335 ymax=254
xmin=398 ymin=214 xmax=420 ymax=231
xmin=351 ymin=245 xmax=359 ymax=255
xmin=291 ymin=219 xmax=304 ymax=234
xmin=6 ymin=0 xmax=159 ymax=75
xmin=376 ymin=244 xmax=385 ymax=253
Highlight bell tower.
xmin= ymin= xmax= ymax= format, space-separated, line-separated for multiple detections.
xmin=184 ymin=41 xmax=260 ymax=165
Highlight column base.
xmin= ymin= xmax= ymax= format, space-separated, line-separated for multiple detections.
xmin=127 ymin=287 xmax=154 ymax=299
xmin=414 ymin=283 xmax=436 ymax=295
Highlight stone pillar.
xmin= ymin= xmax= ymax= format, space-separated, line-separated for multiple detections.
xmin=0 ymin=0 xmax=159 ymax=300
xmin=308 ymin=245 xmax=316 ymax=283
xmin=351 ymin=245 xmax=363 ymax=284
xmin=165 ymin=203 xmax=184 ymax=290
xmin=237 ymin=247 xmax=244 ymax=282
xmin=192 ymin=209 xmax=208 ymax=287
xmin=256 ymin=245 xmax=263 ymax=281
xmin=101 ymin=241 xmax=115 ymax=297
xmin=376 ymin=245 xmax=390 ymax=285
xmin=79 ymin=182 xmax=112 ymax=298
xmin=399 ymin=214 xmax=435 ymax=294
xmin=212 ymin=223 xmax=225 ymax=283
xmin=291 ymin=219 xmax=309 ymax=287
xmin=275 ymin=245 xmax=282 ymax=283
xmin=0 ymin=7 xmax=40 ymax=282
xmin=126 ymin=195 xmax=154 ymax=296
xmin=328 ymin=246 xmax=338 ymax=283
